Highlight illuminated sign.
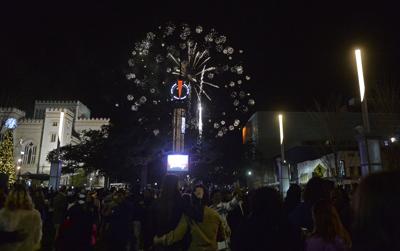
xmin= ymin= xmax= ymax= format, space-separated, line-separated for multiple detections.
xmin=167 ymin=154 xmax=189 ymax=172
xmin=170 ymin=80 xmax=190 ymax=100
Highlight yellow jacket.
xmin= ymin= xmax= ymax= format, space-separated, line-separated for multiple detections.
xmin=157 ymin=206 xmax=227 ymax=251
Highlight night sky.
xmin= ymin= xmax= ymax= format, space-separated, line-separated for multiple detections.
xmin=1 ymin=1 xmax=400 ymax=117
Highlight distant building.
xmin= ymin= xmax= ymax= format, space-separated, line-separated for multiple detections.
xmin=243 ymin=111 xmax=400 ymax=185
xmin=0 ymin=100 xmax=109 ymax=176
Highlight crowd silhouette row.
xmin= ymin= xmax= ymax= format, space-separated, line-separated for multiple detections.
xmin=0 ymin=169 xmax=399 ymax=251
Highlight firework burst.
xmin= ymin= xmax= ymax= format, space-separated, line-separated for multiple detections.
xmin=121 ymin=23 xmax=255 ymax=138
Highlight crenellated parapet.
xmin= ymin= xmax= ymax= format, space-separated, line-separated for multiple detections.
xmin=19 ymin=119 xmax=43 ymax=124
xmin=77 ymin=118 xmax=110 ymax=122
xmin=0 ymin=107 xmax=26 ymax=114
xmin=45 ymin=107 xmax=71 ymax=112
xmin=0 ymin=107 xmax=23 ymax=112
xmin=35 ymin=100 xmax=79 ymax=105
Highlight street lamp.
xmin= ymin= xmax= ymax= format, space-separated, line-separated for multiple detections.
xmin=247 ymin=170 xmax=252 ymax=176
xmin=278 ymin=114 xmax=285 ymax=160
xmin=355 ymin=49 xmax=370 ymax=133
xmin=354 ymin=49 xmax=384 ymax=176
xmin=278 ymin=113 xmax=289 ymax=197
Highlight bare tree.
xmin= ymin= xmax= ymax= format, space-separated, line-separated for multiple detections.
xmin=308 ymin=94 xmax=348 ymax=179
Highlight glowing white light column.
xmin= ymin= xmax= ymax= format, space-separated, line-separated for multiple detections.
xmin=355 ymin=49 xmax=365 ymax=102
xmin=58 ymin=112 xmax=65 ymax=146
xmin=354 ymin=48 xmax=381 ymax=176
xmin=278 ymin=113 xmax=289 ymax=196
xmin=198 ymin=65 xmax=206 ymax=139
xmin=198 ymin=104 xmax=203 ymax=136
xmin=278 ymin=114 xmax=284 ymax=145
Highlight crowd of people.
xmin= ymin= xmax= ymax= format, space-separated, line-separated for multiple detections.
xmin=0 ymin=169 xmax=399 ymax=251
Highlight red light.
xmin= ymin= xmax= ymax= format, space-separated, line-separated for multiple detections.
xmin=178 ymin=80 xmax=183 ymax=98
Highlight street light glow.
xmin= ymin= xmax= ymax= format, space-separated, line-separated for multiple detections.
xmin=355 ymin=49 xmax=366 ymax=102
xmin=247 ymin=170 xmax=252 ymax=176
xmin=278 ymin=114 xmax=284 ymax=145
xmin=390 ymin=137 xmax=396 ymax=143
xmin=17 ymin=166 xmax=21 ymax=170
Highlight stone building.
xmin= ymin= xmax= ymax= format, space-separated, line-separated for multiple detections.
xmin=0 ymin=100 xmax=109 ymax=177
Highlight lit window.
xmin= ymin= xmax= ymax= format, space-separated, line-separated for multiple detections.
xmin=23 ymin=143 xmax=36 ymax=165
xmin=53 ymin=122 xmax=58 ymax=126
xmin=51 ymin=134 xmax=57 ymax=142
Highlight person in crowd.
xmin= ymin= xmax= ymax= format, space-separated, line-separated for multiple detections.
xmin=210 ymin=187 xmax=241 ymax=250
xmin=86 ymin=190 xmax=101 ymax=226
xmin=56 ymin=191 xmax=96 ymax=251
xmin=210 ymin=189 xmax=240 ymax=219
xmin=0 ymin=176 xmax=27 ymax=246
xmin=237 ymin=186 xmax=301 ymax=251
xmin=52 ymin=186 xmax=68 ymax=238
xmin=305 ymin=199 xmax=351 ymax=251
xmin=31 ymin=187 xmax=47 ymax=221
xmin=228 ymin=188 xmax=248 ymax=251
xmin=283 ymin=184 xmax=302 ymax=216
xmin=331 ymin=187 xmax=352 ymax=232
xmin=105 ymin=190 xmax=134 ymax=251
xmin=0 ymin=184 xmax=42 ymax=251
xmin=289 ymin=177 xmax=332 ymax=232
xmin=352 ymin=170 xmax=400 ymax=251
xmin=146 ymin=175 xmax=185 ymax=251
xmin=99 ymin=187 xmax=119 ymax=237
xmin=154 ymin=183 xmax=228 ymax=251
xmin=136 ymin=188 xmax=155 ymax=250
xmin=0 ymin=173 xmax=9 ymax=209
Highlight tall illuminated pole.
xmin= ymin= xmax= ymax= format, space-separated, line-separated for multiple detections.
xmin=355 ymin=49 xmax=370 ymax=133
xmin=354 ymin=49 xmax=383 ymax=175
xmin=50 ymin=111 xmax=64 ymax=190
xmin=278 ymin=114 xmax=289 ymax=196
xmin=279 ymin=114 xmax=285 ymax=161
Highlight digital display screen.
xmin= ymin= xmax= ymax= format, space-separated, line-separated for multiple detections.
xmin=167 ymin=154 xmax=189 ymax=172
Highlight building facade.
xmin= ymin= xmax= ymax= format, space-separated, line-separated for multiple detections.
xmin=243 ymin=111 xmax=400 ymax=185
xmin=0 ymin=101 xmax=109 ymax=176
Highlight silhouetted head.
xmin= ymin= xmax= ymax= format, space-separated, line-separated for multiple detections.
xmin=5 ymin=184 xmax=34 ymax=210
xmin=211 ymin=189 xmax=222 ymax=205
xmin=251 ymin=187 xmax=282 ymax=220
xmin=312 ymin=199 xmax=337 ymax=242
xmin=160 ymin=175 xmax=180 ymax=201
xmin=353 ymin=170 xmax=400 ymax=251
xmin=285 ymin=184 xmax=302 ymax=203
xmin=304 ymin=177 xmax=331 ymax=205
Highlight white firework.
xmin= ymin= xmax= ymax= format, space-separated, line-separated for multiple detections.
xmin=168 ymin=41 xmax=219 ymax=101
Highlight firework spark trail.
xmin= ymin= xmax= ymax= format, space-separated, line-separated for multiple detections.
xmin=195 ymin=67 xmax=215 ymax=76
xmin=168 ymin=53 xmax=180 ymax=66
xmin=202 ymin=81 xmax=220 ymax=88
xmin=188 ymin=42 xmax=197 ymax=65
xmin=193 ymin=50 xmax=208 ymax=68
xmin=198 ymin=66 xmax=206 ymax=137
